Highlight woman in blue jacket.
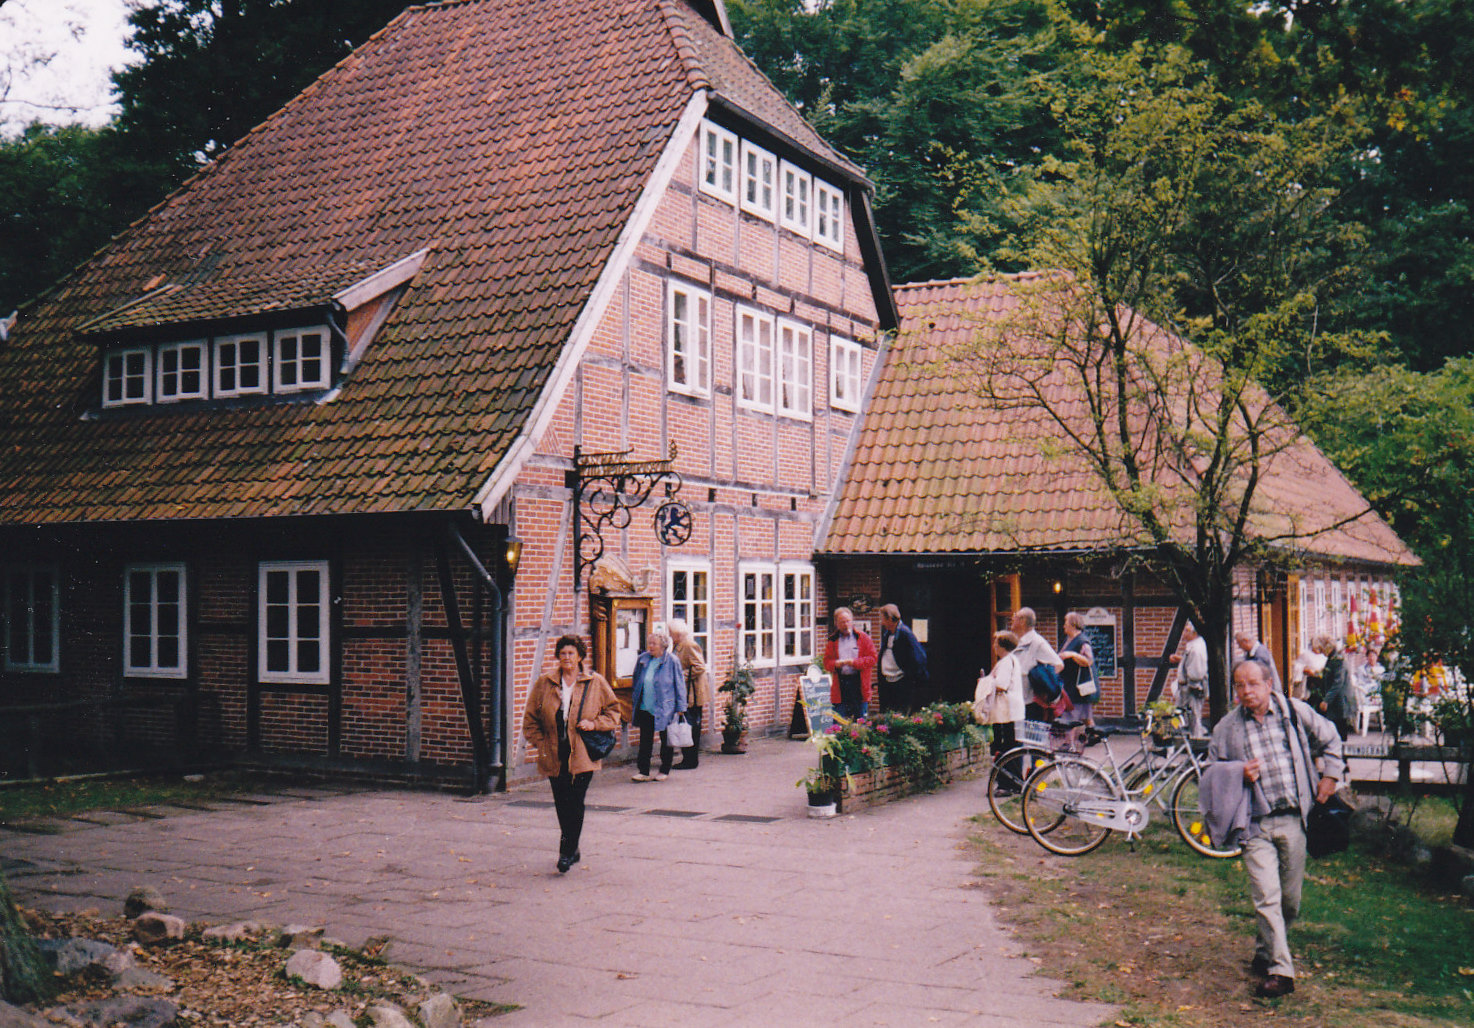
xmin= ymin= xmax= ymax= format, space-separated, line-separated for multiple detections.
xmin=631 ymin=625 xmax=687 ymax=781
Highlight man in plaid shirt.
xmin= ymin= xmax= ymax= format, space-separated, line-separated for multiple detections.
xmin=1208 ymin=660 xmax=1344 ymax=999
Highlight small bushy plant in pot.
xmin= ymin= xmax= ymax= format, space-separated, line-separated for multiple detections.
xmin=719 ymin=663 xmax=756 ymax=754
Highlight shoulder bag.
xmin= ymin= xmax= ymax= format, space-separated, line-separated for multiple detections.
xmin=574 ymin=682 xmax=617 ymax=761
xmin=1283 ymin=695 xmax=1352 ymax=857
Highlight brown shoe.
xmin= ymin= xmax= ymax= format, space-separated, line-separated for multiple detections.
xmin=1255 ymin=974 xmax=1295 ymax=998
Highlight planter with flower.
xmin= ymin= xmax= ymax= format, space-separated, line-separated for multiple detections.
xmin=796 ymin=702 xmax=989 ymax=813
xmin=719 ymin=663 xmax=756 ymax=754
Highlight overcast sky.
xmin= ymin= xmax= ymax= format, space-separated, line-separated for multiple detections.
xmin=0 ymin=0 xmax=134 ymax=135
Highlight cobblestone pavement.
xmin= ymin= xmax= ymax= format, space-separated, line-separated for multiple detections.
xmin=2 ymin=738 xmax=1117 ymax=1027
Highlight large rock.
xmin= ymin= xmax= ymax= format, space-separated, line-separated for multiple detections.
xmin=418 ymin=992 xmax=462 ymax=1028
xmin=295 ymin=1013 xmax=354 ymax=1028
xmin=123 ymin=887 xmax=168 ymax=920
xmin=279 ymin=925 xmax=324 ymax=950
xmin=363 ymin=1001 xmax=415 ymax=1028
xmin=36 ymin=938 xmax=124 ymax=977
xmin=284 ymin=949 xmax=342 ymax=991
xmin=48 ymin=996 xmax=179 ymax=1028
xmin=202 ymin=921 xmax=268 ymax=944
xmin=131 ymin=913 xmax=185 ymax=946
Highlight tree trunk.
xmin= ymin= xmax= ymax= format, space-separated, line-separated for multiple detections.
xmin=0 ymin=871 xmax=52 ymax=1005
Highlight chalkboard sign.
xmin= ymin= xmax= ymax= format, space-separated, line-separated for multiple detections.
xmin=790 ymin=673 xmax=834 ymax=738
xmin=1082 ymin=608 xmax=1117 ymax=677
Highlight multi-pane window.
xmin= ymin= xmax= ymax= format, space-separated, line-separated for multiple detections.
xmin=668 ymin=282 xmax=711 ymax=397
xmin=668 ymin=561 xmax=712 ymax=666
xmin=777 ymin=319 xmax=812 ymax=419
xmin=156 ymin=341 xmax=207 ymax=402
xmin=813 ymin=178 xmax=844 ymax=251
xmin=103 ymin=347 xmax=152 ymax=407
xmin=1297 ymin=578 xmax=1309 ymax=652
xmin=699 ymin=121 xmax=738 ymax=204
xmin=740 ymin=140 xmax=776 ymax=221
xmin=780 ymin=564 xmax=815 ymax=662
xmin=214 ymin=333 xmax=267 ymax=396
xmin=1313 ymin=580 xmax=1327 ymax=636
xmin=274 ymin=328 xmax=329 ymax=393
xmin=258 ymin=561 xmax=330 ymax=683
xmin=780 ymin=161 xmax=811 ymax=235
xmin=736 ymin=307 xmax=775 ymax=412
xmin=830 ymin=336 xmax=863 ymax=412
xmin=739 ymin=564 xmax=776 ymax=666
xmin=124 ymin=564 xmax=187 ymax=678
xmin=1331 ymin=580 xmax=1343 ymax=640
xmin=3 ymin=566 xmax=58 ymax=672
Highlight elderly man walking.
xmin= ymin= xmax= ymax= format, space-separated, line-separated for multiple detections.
xmin=1208 ymin=660 xmax=1344 ymax=999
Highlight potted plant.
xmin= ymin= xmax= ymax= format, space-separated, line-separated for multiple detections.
xmin=719 ymin=663 xmax=756 ymax=754
xmin=798 ymin=766 xmax=839 ymax=817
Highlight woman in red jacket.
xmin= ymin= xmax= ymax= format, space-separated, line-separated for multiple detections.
xmin=823 ymin=606 xmax=877 ymax=720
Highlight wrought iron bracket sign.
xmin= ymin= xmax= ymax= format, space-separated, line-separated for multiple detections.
xmin=568 ymin=442 xmax=687 ymax=588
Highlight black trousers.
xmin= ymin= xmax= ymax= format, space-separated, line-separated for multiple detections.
xmin=680 ymin=705 xmax=703 ymax=766
xmin=990 ymin=720 xmax=1020 ymax=780
xmin=634 ymin=710 xmax=674 ymax=774
xmin=549 ymin=770 xmax=592 ymax=858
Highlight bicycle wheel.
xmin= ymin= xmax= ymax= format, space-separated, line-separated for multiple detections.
xmin=1171 ymin=766 xmax=1243 ymax=859
xmin=1022 ymin=758 xmax=1117 ymax=856
xmin=987 ymin=746 xmax=1050 ymax=834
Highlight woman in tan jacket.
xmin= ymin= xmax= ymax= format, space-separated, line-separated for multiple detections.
xmin=522 ymin=634 xmax=621 ymax=873
xmin=667 ymin=618 xmax=712 ymax=770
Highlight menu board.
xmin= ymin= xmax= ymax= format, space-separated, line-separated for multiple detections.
xmin=1082 ymin=608 xmax=1117 ymax=677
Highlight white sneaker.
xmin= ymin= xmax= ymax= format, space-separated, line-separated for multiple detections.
xmin=631 ymin=773 xmax=652 ymax=782
xmin=653 ymin=772 xmax=668 ymax=781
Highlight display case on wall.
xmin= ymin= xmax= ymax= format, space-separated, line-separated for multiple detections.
xmin=590 ymin=592 xmax=652 ymax=723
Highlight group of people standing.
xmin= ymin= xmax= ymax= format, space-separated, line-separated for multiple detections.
xmin=971 ymin=607 xmax=1102 ymax=776
xmin=521 ymin=619 xmax=711 ymax=873
xmin=822 ymin=603 xmax=929 ymax=719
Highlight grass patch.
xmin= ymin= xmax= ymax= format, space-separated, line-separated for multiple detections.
xmin=0 ymin=773 xmax=253 ymax=822
xmin=967 ymin=811 xmax=1474 ymax=1027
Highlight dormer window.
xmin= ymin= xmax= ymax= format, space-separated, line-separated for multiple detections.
xmin=273 ymin=327 xmax=330 ymax=393
xmin=156 ymin=341 xmax=207 ymax=402
xmin=103 ymin=347 xmax=152 ymax=407
xmin=214 ymin=333 xmax=266 ymax=397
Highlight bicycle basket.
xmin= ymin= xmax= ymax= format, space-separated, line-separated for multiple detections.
xmin=1048 ymin=721 xmax=1088 ymax=754
xmin=1019 ymin=720 xmax=1050 ymax=747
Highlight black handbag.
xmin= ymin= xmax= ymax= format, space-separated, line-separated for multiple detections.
xmin=1306 ymin=794 xmax=1353 ymax=858
xmin=574 ymin=681 xmax=616 ymax=761
xmin=1283 ymin=695 xmax=1353 ymax=858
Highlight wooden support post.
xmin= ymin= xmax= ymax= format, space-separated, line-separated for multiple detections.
xmin=435 ymin=536 xmax=491 ymax=793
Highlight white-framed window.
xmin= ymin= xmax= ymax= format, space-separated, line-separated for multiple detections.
xmin=668 ymin=281 xmax=712 ymax=398
xmin=736 ymin=307 xmax=775 ymax=412
xmin=776 ymin=319 xmax=811 ymax=419
xmin=813 ymin=178 xmax=844 ymax=251
xmin=102 ymin=347 xmax=152 ymax=407
xmin=258 ymin=560 xmax=330 ymax=684
xmin=3 ymin=565 xmax=59 ymax=672
xmin=214 ymin=333 xmax=267 ymax=397
xmin=1330 ymin=579 xmax=1343 ymax=641
xmin=830 ymin=336 xmax=863 ymax=412
xmin=780 ymin=161 xmax=811 ymax=235
xmin=1297 ymin=577 xmax=1309 ymax=653
xmin=699 ymin=120 xmax=738 ymax=204
xmin=1313 ymin=580 xmax=1327 ymax=637
xmin=740 ymin=140 xmax=776 ymax=221
xmin=739 ymin=562 xmax=777 ymax=666
xmin=155 ymin=340 xmax=207 ymax=403
xmin=273 ymin=327 xmax=330 ymax=393
xmin=780 ymin=562 xmax=815 ymax=662
xmin=124 ymin=563 xmax=187 ymax=678
xmin=667 ymin=560 xmax=712 ymax=666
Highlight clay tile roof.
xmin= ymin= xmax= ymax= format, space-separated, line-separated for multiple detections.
xmin=823 ymin=275 xmax=1418 ymax=569
xmin=0 ymin=0 xmax=853 ymax=526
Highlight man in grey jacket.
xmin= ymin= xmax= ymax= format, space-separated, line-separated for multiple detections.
xmin=1208 ymin=660 xmax=1344 ymax=999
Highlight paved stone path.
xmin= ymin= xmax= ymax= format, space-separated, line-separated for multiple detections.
xmin=2 ymin=738 xmax=1116 ymax=1027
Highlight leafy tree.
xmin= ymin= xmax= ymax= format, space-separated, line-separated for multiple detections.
xmin=954 ymin=48 xmax=1368 ymax=718
xmin=0 ymin=124 xmax=153 ymax=314
xmin=1300 ymin=359 xmax=1474 ymax=845
xmin=114 ymin=0 xmax=417 ymax=179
